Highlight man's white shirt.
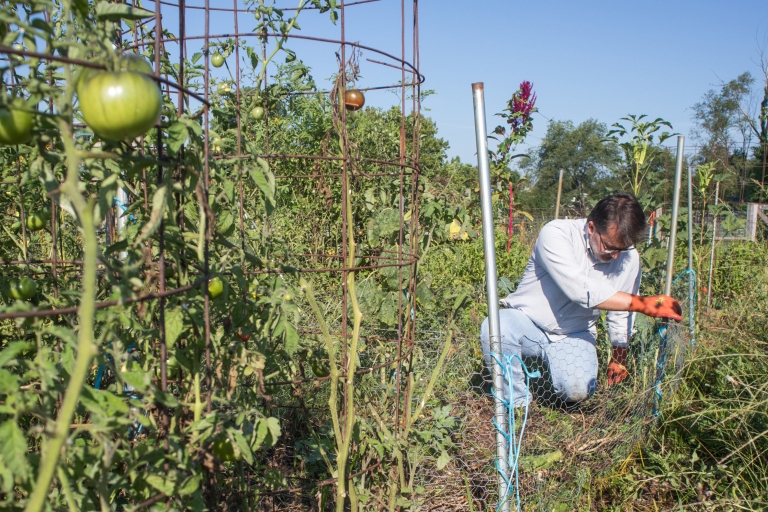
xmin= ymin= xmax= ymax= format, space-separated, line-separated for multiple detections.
xmin=501 ymin=218 xmax=641 ymax=347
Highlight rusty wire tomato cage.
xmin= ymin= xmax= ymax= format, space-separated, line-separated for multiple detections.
xmin=1 ymin=0 xmax=423 ymax=504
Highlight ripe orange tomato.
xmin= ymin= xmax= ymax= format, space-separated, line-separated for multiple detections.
xmin=344 ymin=89 xmax=365 ymax=111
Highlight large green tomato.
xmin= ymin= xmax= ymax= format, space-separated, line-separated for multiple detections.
xmin=9 ymin=277 xmax=37 ymax=300
xmin=211 ymin=53 xmax=225 ymax=68
xmin=208 ymin=277 xmax=225 ymax=299
xmin=0 ymin=102 xmax=33 ymax=145
xmin=80 ymin=71 xmax=162 ymax=141
xmin=211 ymin=437 xmax=241 ymax=462
xmin=119 ymin=53 xmax=153 ymax=75
xmin=25 ymin=211 xmax=46 ymax=232
xmin=77 ymin=54 xmax=153 ymax=95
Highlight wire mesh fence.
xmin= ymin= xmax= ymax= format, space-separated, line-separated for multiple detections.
xmin=411 ymin=271 xmax=696 ymax=511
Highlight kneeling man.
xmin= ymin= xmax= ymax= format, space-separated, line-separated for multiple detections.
xmin=480 ymin=193 xmax=682 ymax=407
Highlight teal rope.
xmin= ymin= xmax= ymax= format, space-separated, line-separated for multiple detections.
xmin=653 ymin=269 xmax=697 ymax=417
xmin=489 ymin=351 xmax=541 ymax=512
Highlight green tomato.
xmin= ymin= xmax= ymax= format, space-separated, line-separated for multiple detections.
xmin=251 ymin=106 xmax=265 ymax=121
xmin=119 ymin=53 xmax=154 ymax=75
xmin=217 ymin=82 xmax=232 ymax=94
xmin=0 ymin=101 xmax=33 ymax=145
xmin=9 ymin=277 xmax=37 ymax=301
xmin=310 ymin=359 xmax=330 ymax=378
xmin=211 ymin=53 xmax=225 ymax=68
xmin=211 ymin=438 xmax=241 ymax=462
xmin=77 ymin=55 xmax=152 ymax=96
xmin=80 ymin=71 xmax=162 ymax=141
xmin=208 ymin=277 xmax=225 ymax=299
xmin=25 ymin=211 xmax=46 ymax=232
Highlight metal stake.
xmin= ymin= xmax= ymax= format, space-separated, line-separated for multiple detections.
xmin=472 ymin=82 xmax=509 ymax=512
xmin=554 ymin=168 xmax=564 ymax=219
xmin=687 ymin=161 xmax=695 ymax=335
xmin=664 ymin=136 xmax=685 ymax=296
xmin=707 ymin=182 xmax=720 ymax=312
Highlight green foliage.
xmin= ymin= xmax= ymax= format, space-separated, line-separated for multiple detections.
xmin=518 ymin=119 xmax=621 ymax=214
xmin=604 ymin=114 xmax=675 ymax=208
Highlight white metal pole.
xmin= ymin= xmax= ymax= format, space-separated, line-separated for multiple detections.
xmin=687 ymin=161 xmax=695 ymax=333
xmin=664 ymin=136 xmax=685 ymax=296
xmin=472 ymin=82 xmax=509 ymax=512
xmin=706 ymin=182 xmax=719 ymax=312
xmin=554 ymin=168 xmax=564 ymax=220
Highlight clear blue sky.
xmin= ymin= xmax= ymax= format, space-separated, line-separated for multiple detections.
xmin=417 ymin=1 xmax=768 ymax=163
xmin=179 ymin=1 xmax=768 ymax=162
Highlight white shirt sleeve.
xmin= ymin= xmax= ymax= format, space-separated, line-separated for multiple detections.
xmin=534 ymin=223 xmax=619 ymax=309
xmin=606 ymin=253 xmax=642 ymax=347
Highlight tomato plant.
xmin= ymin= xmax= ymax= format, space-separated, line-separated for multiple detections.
xmin=79 ymin=71 xmax=162 ymax=140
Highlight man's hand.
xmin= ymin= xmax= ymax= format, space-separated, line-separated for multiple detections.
xmin=628 ymin=294 xmax=682 ymax=321
xmin=607 ymin=361 xmax=629 ymax=385
xmin=607 ymin=346 xmax=629 ymax=386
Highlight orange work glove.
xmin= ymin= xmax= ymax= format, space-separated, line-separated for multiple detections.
xmin=628 ymin=294 xmax=682 ymax=322
xmin=607 ymin=346 xmax=629 ymax=386
xmin=607 ymin=361 xmax=629 ymax=385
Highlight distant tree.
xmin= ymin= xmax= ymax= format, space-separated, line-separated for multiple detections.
xmin=517 ymin=119 xmax=621 ymax=215
xmin=691 ymin=73 xmax=753 ymax=201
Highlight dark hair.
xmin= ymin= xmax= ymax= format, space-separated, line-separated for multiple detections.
xmin=587 ymin=193 xmax=646 ymax=246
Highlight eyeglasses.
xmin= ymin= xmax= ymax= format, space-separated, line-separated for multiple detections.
xmin=597 ymin=231 xmax=633 ymax=255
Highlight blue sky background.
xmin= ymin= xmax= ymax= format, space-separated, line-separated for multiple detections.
xmin=417 ymin=1 xmax=768 ymax=163
xmin=175 ymin=1 xmax=768 ymax=163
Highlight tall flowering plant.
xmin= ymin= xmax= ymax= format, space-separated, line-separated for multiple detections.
xmin=489 ymin=81 xmax=537 ymax=250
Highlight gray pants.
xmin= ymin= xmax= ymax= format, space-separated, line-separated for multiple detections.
xmin=480 ymin=308 xmax=598 ymax=406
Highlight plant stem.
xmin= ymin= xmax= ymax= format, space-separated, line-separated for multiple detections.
xmin=25 ymin=120 xmax=97 ymax=512
xmin=334 ymin=174 xmax=363 ymax=512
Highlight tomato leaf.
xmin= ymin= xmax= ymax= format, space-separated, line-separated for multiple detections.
xmin=0 ymin=370 xmax=19 ymax=395
xmin=165 ymin=306 xmax=185 ymax=348
xmin=0 ymin=420 xmax=29 ymax=480
xmin=95 ymin=2 xmax=154 ymax=21
xmin=248 ymin=158 xmax=276 ymax=213
xmin=145 ymin=473 xmax=176 ymax=495
xmin=283 ymin=322 xmax=299 ymax=356
xmin=178 ymin=474 xmax=201 ymax=496
xmin=436 ymin=449 xmax=450 ymax=470
xmin=265 ymin=417 xmax=281 ymax=447
xmin=0 ymin=341 xmax=34 ymax=368
xmin=232 ymin=429 xmax=254 ymax=465
xmin=133 ymin=186 xmax=166 ymax=247
xmin=253 ymin=418 xmax=268 ymax=451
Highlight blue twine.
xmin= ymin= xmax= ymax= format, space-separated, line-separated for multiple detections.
xmin=113 ymin=197 xmax=137 ymax=222
xmin=653 ymin=269 xmax=697 ymax=417
xmin=489 ymin=351 xmax=541 ymax=512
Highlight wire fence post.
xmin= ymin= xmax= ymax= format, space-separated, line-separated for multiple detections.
xmin=687 ymin=160 xmax=695 ymax=341
xmin=665 ymin=136 xmax=685 ymax=296
xmin=707 ymin=182 xmax=720 ymax=312
xmin=554 ymin=168 xmax=564 ymax=219
xmin=471 ymin=82 xmax=510 ymax=512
